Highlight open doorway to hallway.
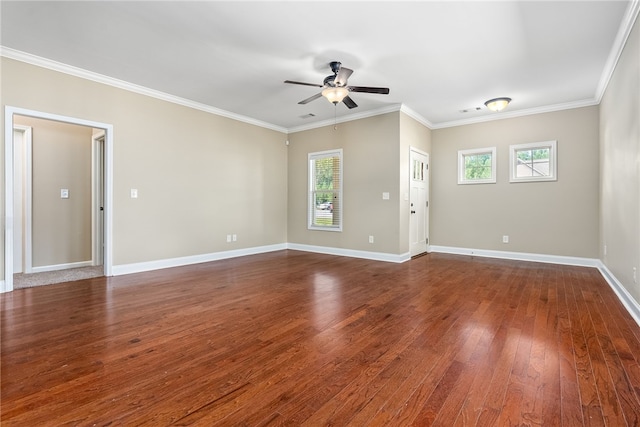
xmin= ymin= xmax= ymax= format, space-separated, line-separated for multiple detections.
xmin=12 ymin=116 xmax=104 ymax=289
xmin=4 ymin=106 xmax=113 ymax=293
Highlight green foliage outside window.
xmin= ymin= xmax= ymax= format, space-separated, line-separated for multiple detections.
xmin=314 ymin=157 xmax=336 ymax=205
xmin=465 ymin=153 xmax=492 ymax=180
xmin=517 ymin=148 xmax=549 ymax=162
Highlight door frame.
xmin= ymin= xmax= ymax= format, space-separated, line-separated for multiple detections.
xmin=3 ymin=106 xmax=114 ymax=292
xmin=409 ymin=146 xmax=430 ymax=256
xmin=12 ymin=124 xmax=33 ymax=274
xmin=92 ymin=131 xmax=105 ymax=267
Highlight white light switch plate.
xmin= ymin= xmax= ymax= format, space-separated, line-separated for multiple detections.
xmin=60 ymin=189 xmax=69 ymax=199
xmin=382 ymin=192 xmax=390 ymax=200
xmin=130 ymin=189 xmax=138 ymax=199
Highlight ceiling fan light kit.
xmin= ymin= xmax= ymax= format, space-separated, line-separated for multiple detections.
xmin=484 ymin=97 xmax=512 ymax=112
xmin=285 ymin=61 xmax=390 ymax=110
xmin=322 ymin=87 xmax=349 ymax=104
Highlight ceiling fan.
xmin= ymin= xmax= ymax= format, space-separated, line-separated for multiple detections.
xmin=284 ymin=61 xmax=389 ymax=109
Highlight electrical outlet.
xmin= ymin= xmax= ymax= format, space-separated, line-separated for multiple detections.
xmin=369 ymin=235 xmax=374 ymax=243
xmin=232 ymin=234 xmax=237 ymax=242
xmin=502 ymin=235 xmax=509 ymax=244
xmin=226 ymin=234 xmax=231 ymax=243
xmin=130 ymin=188 xmax=138 ymax=199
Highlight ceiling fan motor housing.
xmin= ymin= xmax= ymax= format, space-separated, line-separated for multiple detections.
xmin=324 ymin=75 xmax=337 ymax=87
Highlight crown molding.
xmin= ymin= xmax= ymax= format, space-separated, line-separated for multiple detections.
xmin=0 ymin=47 xmax=289 ymax=134
xmin=399 ymin=104 xmax=434 ymax=129
xmin=287 ymin=103 xmax=403 ymax=133
xmin=595 ymin=0 xmax=640 ymax=102
xmin=430 ymin=98 xmax=600 ymax=129
xmin=287 ymin=103 xmax=437 ymax=134
xmin=5 ymin=0 xmax=637 ymax=138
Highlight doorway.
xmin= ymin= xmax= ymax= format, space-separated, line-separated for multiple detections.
xmin=409 ymin=148 xmax=429 ymax=257
xmin=3 ymin=107 xmax=113 ymax=293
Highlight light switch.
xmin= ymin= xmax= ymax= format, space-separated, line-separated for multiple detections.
xmin=130 ymin=189 xmax=138 ymax=199
xmin=60 ymin=189 xmax=69 ymax=199
xmin=382 ymin=192 xmax=390 ymax=200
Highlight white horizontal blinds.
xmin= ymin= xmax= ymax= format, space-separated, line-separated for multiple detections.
xmin=309 ymin=150 xmax=342 ymax=230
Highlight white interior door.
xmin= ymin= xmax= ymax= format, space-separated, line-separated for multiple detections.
xmin=410 ymin=149 xmax=429 ymax=256
xmin=92 ymin=132 xmax=105 ymax=266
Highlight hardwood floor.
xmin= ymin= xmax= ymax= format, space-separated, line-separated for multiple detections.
xmin=2 ymin=250 xmax=640 ymax=426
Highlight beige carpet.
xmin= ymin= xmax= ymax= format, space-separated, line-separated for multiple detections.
xmin=13 ymin=266 xmax=104 ymax=289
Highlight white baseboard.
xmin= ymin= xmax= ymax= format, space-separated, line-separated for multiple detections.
xmin=112 ymin=243 xmax=287 ymax=276
xmin=429 ymin=245 xmax=600 ymax=267
xmin=597 ymin=262 xmax=640 ymax=328
xmin=112 ymin=243 xmax=410 ymax=277
xmin=22 ymin=242 xmax=639 ymax=329
xmin=287 ymin=243 xmax=411 ymax=263
xmin=31 ymin=260 xmax=94 ymax=274
xmin=429 ymin=245 xmax=640 ymax=327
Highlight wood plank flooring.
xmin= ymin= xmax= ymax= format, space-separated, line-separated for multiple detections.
xmin=2 ymin=250 xmax=640 ymax=426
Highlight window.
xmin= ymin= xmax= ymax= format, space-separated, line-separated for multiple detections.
xmin=510 ymin=140 xmax=557 ymax=182
xmin=309 ymin=149 xmax=342 ymax=231
xmin=458 ymin=147 xmax=496 ymax=184
xmin=413 ymin=158 xmax=427 ymax=181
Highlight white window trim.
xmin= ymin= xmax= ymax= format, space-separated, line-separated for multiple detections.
xmin=457 ymin=147 xmax=497 ymax=185
xmin=308 ymin=149 xmax=343 ymax=232
xmin=509 ymin=140 xmax=557 ymax=183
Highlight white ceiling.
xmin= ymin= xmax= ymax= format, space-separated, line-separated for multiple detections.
xmin=1 ymin=1 xmax=637 ymax=132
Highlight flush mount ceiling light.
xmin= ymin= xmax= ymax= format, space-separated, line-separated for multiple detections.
xmin=322 ymin=86 xmax=349 ymax=104
xmin=484 ymin=97 xmax=512 ymax=112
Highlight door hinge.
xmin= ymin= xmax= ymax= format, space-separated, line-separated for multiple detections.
xmin=426 ymin=201 xmax=429 ymax=208
xmin=426 ymin=237 xmax=429 ymax=244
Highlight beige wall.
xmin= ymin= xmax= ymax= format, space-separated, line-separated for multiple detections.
xmin=1 ymin=57 xmax=288 ymax=280
xmin=286 ymin=111 xmax=430 ymax=256
xmin=288 ymin=113 xmax=404 ymax=254
xmin=399 ymin=112 xmax=432 ymax=252
xmin=13 ymin=116 xmax=93 ymax=267
xmin=600 ymin=15 xmax=640 ymax=304
xmin=1 ymin=21 xmax=636 ymax=315
xmin=431 ymin=106 xmax=600 ymax=258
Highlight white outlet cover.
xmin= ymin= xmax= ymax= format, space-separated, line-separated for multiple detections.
xmin=130 ymin=189 xmax=138 ymax=198
xmin=60 ymin=189 xmax=69 ymax=199
xmin=382 ymin=192 xmax=390 ymax=200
